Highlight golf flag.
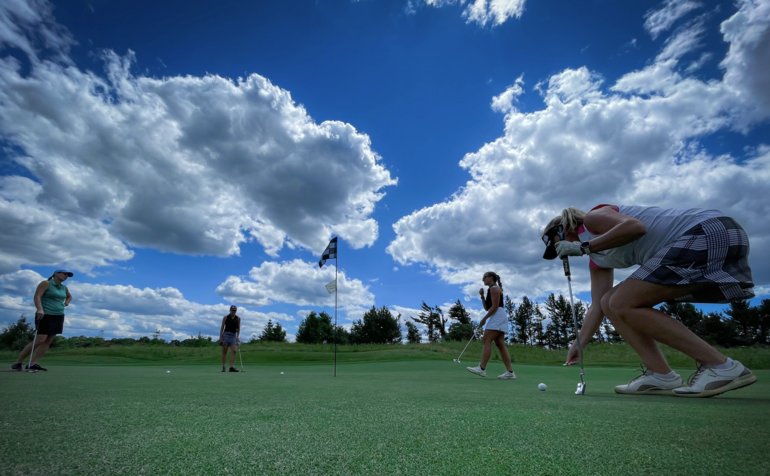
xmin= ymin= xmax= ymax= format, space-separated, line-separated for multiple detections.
xmin=319 ymin=237 xmax=337 ymax=268
xmin=325 ymin=280 xmax=337 ymax=294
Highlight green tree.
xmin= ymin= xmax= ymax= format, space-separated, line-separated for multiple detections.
xmin=411 ymin=302 xmax=446 ymax=343
xmin=544 ymin=294 xmax=570 ymax=348
xmin=332 ymin=325 xmax=351 ymax=345
xmin=661 ymin=302 xmax=704 ymax=335
xmin=180 ymin=333 xmax=213 ymax=347
xmin=259 ymin=319 xmax=287 ymax=342
xmin=504 ymin=295 xmax=516 ymax=344
xmin=404 ymin=321 xmax=421 ymax=344
xmin=544 ymin=293 xmax=586 ymax=349
xmin=757 ymin=299 xmax=770 ymax=345
xmin=532 ymin=307 xmax=546 ymax=347
xmin=446 ymin=300 xmax=474 ymax=341
xmin=602 ymin=318 xmax=622 ymax=343
xmin=350 ymin=306 xmax=402 ymax=344
xmin=700 ymin=312 xmax=734 ymax=346
xmin=54 ymin=336 xmax=107 ymax=349
xmin=725 ymin=300 xmax=759 ymax=345
xmin=447 ymin=300 xmax=471 ymax=324
xmin=512 ymin=296 xmax=536 ymax=345
xmin=296 ymin=311 xmax=334 ymax=344
xmin=0 ymin=316 xmax=35 ymax=350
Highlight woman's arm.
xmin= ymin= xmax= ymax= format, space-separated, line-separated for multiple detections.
xmin=65 ymin=288 xmax=72 ymax=307
xmin=33 ymin=280 xmax=48 ymax=316
xmin=582 ymin=266 xmax=613 ymax=345
xmin=582 ymin=206 xmax=646 ymax=253
xmin=564 ymin=266 xmax=613 ymax=365
xmin=479 ymin=286 xmax=501 ymax=326
xmin=479 ymin=287 xmax=489 ymax=310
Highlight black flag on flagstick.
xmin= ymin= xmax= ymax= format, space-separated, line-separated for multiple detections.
xmin=319 ymin=236 xmax=339 ymax=377
xmin=319 ymin=237 xmax=337 ymax=268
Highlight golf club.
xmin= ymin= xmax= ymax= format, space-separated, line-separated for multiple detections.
xmin=237 ymin=341 xmax=245 ymax=372
xmin=26 ymin=328 xmax=39 ymax=373
xmin=562 ymin=256 xmax=586 ymax=395
xmin=453 ymin=329 xmax=479 ymax=363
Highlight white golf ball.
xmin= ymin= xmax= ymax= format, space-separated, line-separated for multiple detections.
xmin=538 ymin=383 xmax=547 ymax=391
xmin=166 ymin=370 xmax=171 ymax=374
xmin=280 ymin=371 xmax=284 ymax=375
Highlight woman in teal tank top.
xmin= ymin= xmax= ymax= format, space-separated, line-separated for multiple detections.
xmin=10 ymin=270 xmax=73 ymax=372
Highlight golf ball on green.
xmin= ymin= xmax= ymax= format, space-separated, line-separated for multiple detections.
xmin=538 ymin=383 xmax=547 ymax=391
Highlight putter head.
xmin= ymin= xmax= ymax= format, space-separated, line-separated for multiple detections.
xmin=575 ymin=382 xmax=585 ymax=395
xmin=453 ymin=358 xmax=460 ymax=363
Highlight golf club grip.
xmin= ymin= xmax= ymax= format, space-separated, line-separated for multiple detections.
xmin=561 ymin=257 xmax=571 ymax=278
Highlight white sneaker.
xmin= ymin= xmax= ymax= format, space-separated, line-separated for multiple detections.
xmin=466 ymin=366 xmax=486 ymax=377
xmin=498 ymin=370 xmax=516 ymax=380
xmin=673 ymin=360 xmax=757 ymax=398
xmin=614 ymin=368 xmax=682 ymax=395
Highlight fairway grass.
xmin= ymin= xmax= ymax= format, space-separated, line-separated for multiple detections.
xmin=2 ymin=361 xmax=769 ymax=475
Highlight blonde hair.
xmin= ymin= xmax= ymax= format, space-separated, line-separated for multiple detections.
xmin=543 ymin=207 xmax=586 ymax=234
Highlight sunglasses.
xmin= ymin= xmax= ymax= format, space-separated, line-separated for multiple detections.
xmin=541 ymin=224 xmax=564 ymax=247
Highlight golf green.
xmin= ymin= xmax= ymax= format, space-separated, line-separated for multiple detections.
xmin=2 ymin=361 xmax=768 ymax=475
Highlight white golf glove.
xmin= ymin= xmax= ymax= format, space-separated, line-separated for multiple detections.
xmin=555 ymin=241 xmax=583 ymax=257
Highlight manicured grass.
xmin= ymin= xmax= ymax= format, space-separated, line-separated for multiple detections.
xmin=3 ymin=341 xmax=770 ymax=367
xmin=1 ymin=359 xmax=768 ymax=475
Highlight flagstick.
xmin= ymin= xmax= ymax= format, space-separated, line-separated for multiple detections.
xmin=334 ymin=256 xmax=338 ymax=377
xmin=319 ymin=236 xmax=339 ymax=377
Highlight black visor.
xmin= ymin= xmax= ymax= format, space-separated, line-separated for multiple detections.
xmin=541 ymin=224 xmax=563 ymax=260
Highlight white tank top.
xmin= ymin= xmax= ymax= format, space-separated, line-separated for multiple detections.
xmin=578 ymin=205 xmax=722 ymax=269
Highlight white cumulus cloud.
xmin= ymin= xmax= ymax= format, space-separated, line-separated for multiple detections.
xmin=215 ymin=259 xmax=375 ymax=324
xmin=389 ymin=0 xmax=770 ymax=301
xmin=0 ymin=1 xmax=397 ymax=276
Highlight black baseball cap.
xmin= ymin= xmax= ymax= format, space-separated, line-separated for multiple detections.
xmin=54 ymin=270 xmax=74 ymax=277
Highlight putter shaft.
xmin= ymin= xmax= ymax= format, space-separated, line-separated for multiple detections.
xmin=563 ymin=257 xmax=586 ymax=393
xmin=454 ymin=331 xmax=477 ymax=362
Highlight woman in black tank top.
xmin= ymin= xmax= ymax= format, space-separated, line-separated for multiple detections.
xmin=465 ymin=271 xmax=515 ymax=380
xmin=219 ymin=305 xmax=241 ymax=372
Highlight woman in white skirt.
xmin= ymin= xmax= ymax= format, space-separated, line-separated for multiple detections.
xmin=467 ymin=272 xmax=515 ymax=380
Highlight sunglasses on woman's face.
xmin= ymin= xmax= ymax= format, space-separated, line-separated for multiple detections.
xmin=541 ymin=224 xmax=564 ymax=247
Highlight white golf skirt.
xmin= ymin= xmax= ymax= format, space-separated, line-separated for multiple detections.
xmin=484 ymin=307 xmax=508 ymax=332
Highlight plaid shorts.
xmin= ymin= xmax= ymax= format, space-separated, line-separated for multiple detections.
xmin=629 ymin=216 xmax=754 ymax=303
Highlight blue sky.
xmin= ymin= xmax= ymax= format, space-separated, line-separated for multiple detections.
xmin=1 ymin=0 xmax=768 ymax=342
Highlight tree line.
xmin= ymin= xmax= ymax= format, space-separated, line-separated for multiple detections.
xmin=1 ymin=297 xmax=768 ymax=350
xmin=0 ymin=317 xmax=289 ymax=350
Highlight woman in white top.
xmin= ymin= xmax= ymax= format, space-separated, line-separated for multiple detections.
xmin=541 ymin=204 xmax=756 ymax=397
xmin=466 ymin=272 xmax=515 ymax=380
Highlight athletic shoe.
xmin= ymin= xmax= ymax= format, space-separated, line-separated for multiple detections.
xmin=10 ymin=362 xmax=22 ymax=371
xmin=466 ymin=366 xmax=486 ymax=377
xmin=498 ymin=370 xmax=516 ymax=380
xmin=673 ymin=360 xmax=757 ymax=398
xmin=228 ymin=367 xmax=239 ymax=372
xmin=614 ymin=368 xmax=682 ymax=395
xmin=26 ymin=363 xmax=47 ymax=371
